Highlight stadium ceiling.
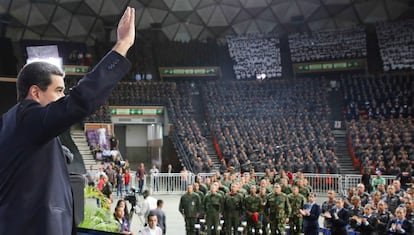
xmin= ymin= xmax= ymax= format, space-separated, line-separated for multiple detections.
xmin=0 ymin=0 xmax=412 ymax=44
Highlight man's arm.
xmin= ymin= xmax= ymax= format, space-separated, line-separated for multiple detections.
xmin=20 ymin=7 xmax=136 ymax=144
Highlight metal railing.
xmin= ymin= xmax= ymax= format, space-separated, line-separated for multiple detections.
xmin=143 ymin=173 xmax=396 ymax=195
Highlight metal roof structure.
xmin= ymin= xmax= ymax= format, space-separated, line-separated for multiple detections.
xmin=0 ymin=0 xmax=412 ymax=44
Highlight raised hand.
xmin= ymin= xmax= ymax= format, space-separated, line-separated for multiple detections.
xmin=113 ymin=6 xmax=135 ymax=56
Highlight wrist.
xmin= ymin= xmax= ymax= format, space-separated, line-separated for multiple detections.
xmin=112 ymin=41 xmax=131 ymax=57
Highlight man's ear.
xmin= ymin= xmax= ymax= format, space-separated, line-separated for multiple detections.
xmin=27 ymin=85 xmax=41 ymax=101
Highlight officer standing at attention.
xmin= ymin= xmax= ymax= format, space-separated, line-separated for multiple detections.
xmin=224 ymin=182 xmax=244 ymax=235
xmin=203 ymin=182 xmax=223 ymax=235
xmin=288 ymin=185 xmax=307 ymax=235
xmin=244 ymin=185 xmax=263 ymax=235
xmin=267 ymin=183 xmax=292 ymax=235
xmin=179 ymin=185 xmax=201 ymax=235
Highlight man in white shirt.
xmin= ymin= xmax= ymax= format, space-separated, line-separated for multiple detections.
xmin=149 ymin=165 xmax=159 ymax=191
xmin=139 ymin=190 xmax=157 ymax=224
xmin=140 ymin=213 xmax=162 ymax=235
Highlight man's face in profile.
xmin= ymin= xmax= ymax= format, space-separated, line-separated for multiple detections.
xmin=36 ymin=74 xmax=65 ymax=106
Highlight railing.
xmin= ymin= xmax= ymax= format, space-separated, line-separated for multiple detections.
xmin=145 ymin=173 xmax=396 ymax=195
xmin=172 ymin=131 xmax=194 ymax=173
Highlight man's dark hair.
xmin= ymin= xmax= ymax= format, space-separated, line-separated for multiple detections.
xmin=16 ymin=61 xmax=64 ymax=101
xmin=142 ymin=190 xmax=150 ymax=199
xmin=157 ymin=199 xmax=163 ymax=206
xmin=147 ymin=212 xmax=157 ymax=221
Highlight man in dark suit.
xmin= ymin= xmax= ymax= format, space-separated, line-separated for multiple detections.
xmin=352 ymin=203 xmax=378 ymax=235
xmin=328 ymin=198 xmax=350 ymax=235
xmin=0 ymin=7 xmax=135 ymax=235
xmin=386 ymin=207 xmax=412 ymax=235
xmin=300 ymin=193 xmax=321 ymax=235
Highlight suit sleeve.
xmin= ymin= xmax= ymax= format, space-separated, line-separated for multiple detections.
xmin=21 ymin=51 xmax=131 ymax=144
xmin=332 ymin=209 xmax=350 ymax=227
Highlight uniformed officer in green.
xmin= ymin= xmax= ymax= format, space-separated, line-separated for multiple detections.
xmin=288 ymin=185 xmax=306 ymax=235
xmin=266 ymin=183 xmax=292 ymax=235
xmin=203 ymin=182 xmax=223 ymax=235
xmin=179 ymin=184 xmax=201 ymax=235
xmin=193 ymin=182 xmax=205 ymax=219
xmin=281 ymin=178 xmax=293 ymax=195
xmin=298 ymin=179 xmax=310 ymax=199
xmin=258 ymin=186 xmax=269 ymax=235
xmin=224 ymin=182 xmax=244 ymax=235
xmin=244 ymin=185 xmax=263 ymax=235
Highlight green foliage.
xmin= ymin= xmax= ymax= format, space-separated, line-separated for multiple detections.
xmin=78 ymin=186 xmax=120 ymax=233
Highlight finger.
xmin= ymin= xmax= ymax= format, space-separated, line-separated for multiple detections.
xmin=121 ymin=7 xmax=131 ymax=25
xmin=130 ymin=7 xmax=135 ymax=26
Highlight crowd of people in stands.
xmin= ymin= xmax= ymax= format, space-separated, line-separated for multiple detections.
xmin=376 ymin=19 xmax=414 ymax=71
xmin=342 ymin=73 xmax=414 ymax=121
xmin=84 ymin=105 xmax=112 ymax=123
xmin=288 ymin=25 xmax=367 ymax=62
xmin=166 ymin=82 xmax=215 ymax=174
xmin=203 ymin=79 xmax=339 ymax=174
xmin=342 ymin=73 xmax=414 ymax=174
xmin=108 ymin=81 xmax=175 ymax=106
xmin=74 ymin=18 xmax=414 ymax=179
xmin=347 ymin=117 xmax=414 ymax=175
xmin=227 ymin=33 xmax=282 ymax=79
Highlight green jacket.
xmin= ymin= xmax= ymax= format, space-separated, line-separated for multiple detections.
xmin=287 ymin=193 xmax=306 ymax=218
xmin=203 ymin=192 xmax=224 ymax=214
xmin=224 ymin=192 xmax=244 ymax=213
xmin=266 ymin=192 xmax=292 ymax=218
xmin=179 ymin=193 xmax=201 ymax=218
xmin=244 ymin=194 xmax=262 ymax=214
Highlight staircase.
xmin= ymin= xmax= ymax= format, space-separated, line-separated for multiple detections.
xmin=190 ymin=83 xmax=221 ymax=171
xmin=327 ymin=89 xmax=359 ymax=175
xmin=70 ymin=129 xmax=96 ymax=171
xmin=333 ymin=129 xmax=359 ymax=175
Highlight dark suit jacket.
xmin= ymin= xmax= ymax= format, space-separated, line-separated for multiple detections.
xmin=354 ymin=214 xmax=378 ymax=235
xmin=0 ymin=51 xmax=131 ymax=235
xmin=386 ymin=218 xmax=412 ymax=235
xmin=330 ymin=207 xmax=350 ymax=235
xmin=303 ymin=203 xmax=321 ymax=234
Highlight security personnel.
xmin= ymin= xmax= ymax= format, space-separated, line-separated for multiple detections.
xmin=267 ymin=183 xmax=292 ymax=235
xmin=179 ymin=185 xmax=201 ymax=235
xmin=288 ymin=186 xmax=306 ymax=235
xmin=224 ymin=182 xmax=244 ymax=235
xmin=244 ymin=185 xmax=262 ymax=235
xmin=203 ymin=182 xmax=223 ymax=235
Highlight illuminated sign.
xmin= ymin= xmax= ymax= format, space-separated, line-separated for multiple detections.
xmin=63 ymin=65 xmax=89 ymax=76
xmin=294 ymin=59 xmax=366 ymax=73
xmin=109 ymin=107 xmax=164 ymax=116
xmin=159 ymin=66 xmax=221 ymax=78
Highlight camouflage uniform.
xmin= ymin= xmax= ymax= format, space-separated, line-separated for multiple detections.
xmin=244 ymin=193 xmax=263 ymax=235
xmin=203 ymin=191 xmax=223 ymax=235
xmin=281 ymin=184 xmax=293 ymax=195
xmin=179 ymin=192 xmax=201 ymax=235
xmin=266 ymin=192 xmax=291 ymax=235
xmin=299 ymin=186 xmax=310 ymax=199
xmin=223 ymin=192 xmax=244 ymax=235
xmin=259 ymin=191 xmax=269 ymax=235
xmin=287 ymin=193 xmax=306 ymax=235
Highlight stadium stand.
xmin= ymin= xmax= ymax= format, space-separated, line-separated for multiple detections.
xmin=288 ymin=26 xmax=367 ymax=62
xmin=376 ymin=19 xmax=414 ymax=71
xmin=226 ymin=33 xmax=282 ymax=79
